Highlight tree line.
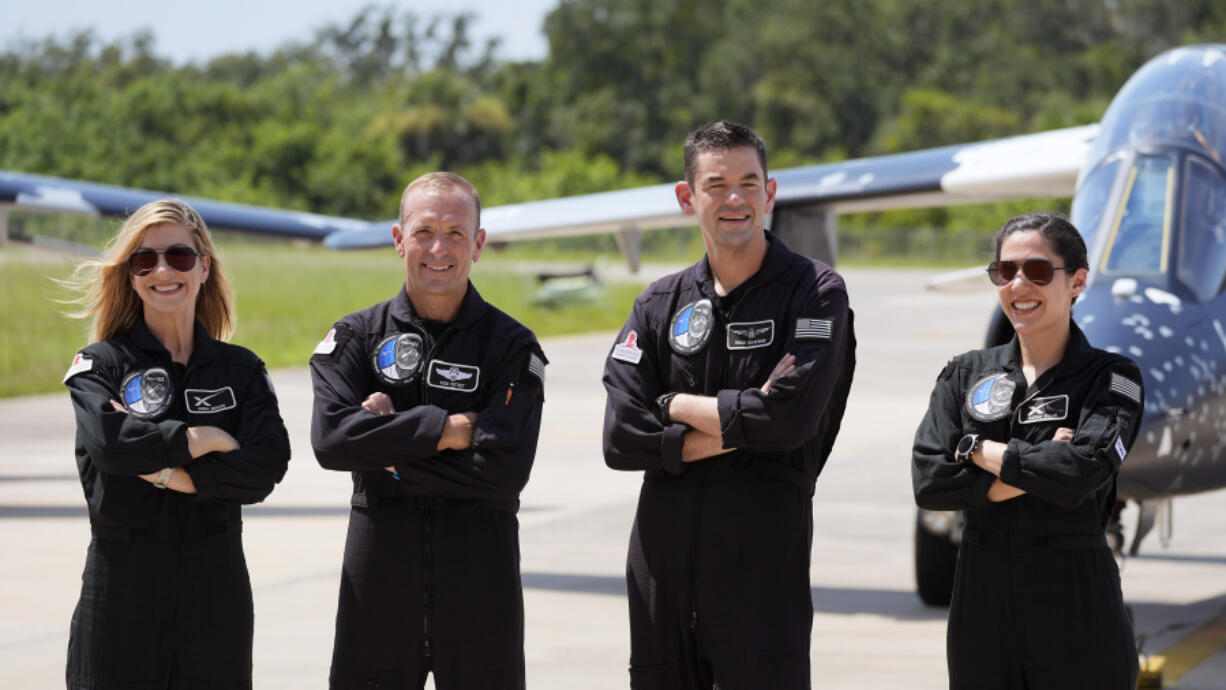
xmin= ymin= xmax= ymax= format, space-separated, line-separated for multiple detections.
xmin=1 ymin=0 xmax=1223 ymax=233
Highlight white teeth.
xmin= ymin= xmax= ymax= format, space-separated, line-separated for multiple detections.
xmin=1014 ymin=301 xmax=1039 ymax=310
xmin=153 ymin=285 xmax=181 ymax=293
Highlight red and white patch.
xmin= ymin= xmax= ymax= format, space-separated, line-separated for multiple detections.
xmin=611 ymin=331 xmax=643 ymax=365
xmin=313 ymin=328 xmax=338 ymax=355
xmin=63 ymin=353 xmax=94 ymax=383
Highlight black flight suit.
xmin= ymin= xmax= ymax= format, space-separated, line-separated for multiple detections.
xmin=310 ymin=284 xmax=546 ymax=690
xmin=912 ymin=323 xmax=1142 ymax=690
xmin=63 ymin=318 xmax=291 ymax=690
xmin=602 ymin=234 xmax=856 ymax=690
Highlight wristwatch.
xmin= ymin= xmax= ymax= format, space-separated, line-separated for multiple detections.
xmin=154 ymin=467 xmax=174 ymax=489
xmin=655 ymin=392 xmax=678 ymax=423
xmin=955 ymin=434 xmax=981 ymax=464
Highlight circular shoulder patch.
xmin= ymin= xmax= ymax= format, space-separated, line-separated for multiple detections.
xmin=669 ymin=298 xmax=714 ymax=355
xmin=121 ymin=367 xmax=173 ymax=419
xmin=965 ymin=373 xmax=1016 ymax=422
xmin=371 ymin=332 xmax=424 ymax=385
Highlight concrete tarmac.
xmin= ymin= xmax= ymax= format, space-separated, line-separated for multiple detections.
xmin=2 ymin=267 xmax=1225 ymax=688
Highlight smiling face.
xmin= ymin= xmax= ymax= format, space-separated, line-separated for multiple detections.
xmin=393 ymin=186 xmax=486 ymax=317
xmin=997 ymin=229 xmax=1087 ymax=343
xmin=129 ymin=222 xmax=209 ymax=322
xmin=676 ymin=146 xmax=777 ymax=252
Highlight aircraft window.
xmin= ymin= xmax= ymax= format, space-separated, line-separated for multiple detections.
xmin=1178 ymin=158 xmax=1226 ymax=302
xmin=1099 ymin=155 xmax=1174 ymax=275
xmin=1070 ymin=158 xmax=1121 ymax=253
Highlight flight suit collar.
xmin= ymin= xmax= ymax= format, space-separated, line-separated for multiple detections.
xmin=692 ymin=230 xmax=791 ymax=299
xmin=1004 ymin=320 xmax=1096 ymax=388
xmin=126 ymin=317 xmax=220 ymax=366
xmin=390 ymin=281 xmax=487 ymax=330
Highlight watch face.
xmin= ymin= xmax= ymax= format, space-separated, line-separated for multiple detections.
xmin=957 ymin=434 xmax=978 ymax=456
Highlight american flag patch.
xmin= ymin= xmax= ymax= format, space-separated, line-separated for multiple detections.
xmin=795 ymin=318 xmax=833 ymax=341
xmin=528 ymin=353 xmax=546 ymax=385
xmin=1109 ymin=373 xmax=1141 ymax=404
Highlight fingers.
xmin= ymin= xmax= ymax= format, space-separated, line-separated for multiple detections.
xmin=362 ymin=392 xmax=395 ymax=416
xmin=109 ymin=399 xmax=127 ymax=413
xmin=761 ymin=353 xmax=797 ymax=394
xmin=1052 ymin=427 xmax=1074 ymax=442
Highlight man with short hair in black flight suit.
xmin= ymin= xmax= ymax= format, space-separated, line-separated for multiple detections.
xmin=310 ymin=172 xmax=546 ymax=690
xmin=602 ymin=120 xmax=856 ymax=689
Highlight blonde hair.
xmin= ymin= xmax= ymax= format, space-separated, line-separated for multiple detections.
xmin=63 ymin=199 xmax=235 ymax=343
xmin=398 ymin=172 xmax=482 ymax=228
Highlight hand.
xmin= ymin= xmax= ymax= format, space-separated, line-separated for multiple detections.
xmin=761 ymin=353 xmax=796 ymax=394
xmin=110 ymin=399 xmax=126 ymax=413
xmin=437 ymin=412 xmax=478 ymax=451
xmin=362 ymin=392 xmax=395 ymax=416
xmin=988 ymin=478 xmax=1026 ymax=502
xmin=187 ymin=426 xmax=240 ymax=457
xmin=1052 ymin=427 xmax=1074 ymax=442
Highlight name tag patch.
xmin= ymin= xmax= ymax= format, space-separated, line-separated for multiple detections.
xmin=63 ymin=353 xmax=94 ymax=383
xmin=795 ymin=318 xmax=833 ymax=341
xmin=726 ymin=320 xmax=774 ymax=350
xmin=1019 ymin=395 xmax=1069 ymax=424
xmin=611 ymin=331 xmax=643 ymax=365
xmin=186 ymin=387 xmax=237 ymax=414
xmin=427 ymin=360 xmax=480 ymax=392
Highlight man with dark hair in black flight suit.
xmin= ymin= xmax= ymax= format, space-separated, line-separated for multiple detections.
xmin=602 ymin=120 xmax=856 ymax=689
xmin=310 ymin=172 xmax=546 ymax=690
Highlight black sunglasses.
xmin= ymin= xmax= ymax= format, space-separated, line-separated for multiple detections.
xmin=986 ymin=259 xmax=1075 ymax=286
xmin=128 ymin=245 xmax=202 ymax=276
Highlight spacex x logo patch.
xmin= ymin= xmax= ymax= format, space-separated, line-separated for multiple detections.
xmin=1019 ymin=395 xmax=1069 ymax=424
xmin=185 ymin=387 xmax=237 ymax=414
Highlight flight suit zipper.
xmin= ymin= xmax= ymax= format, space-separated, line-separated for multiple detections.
xmin=689 ymin=477 xmax=705 ymax=633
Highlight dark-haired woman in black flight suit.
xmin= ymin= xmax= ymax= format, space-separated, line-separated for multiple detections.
xmin=913 ymin=212 xmax=1141 ymax=689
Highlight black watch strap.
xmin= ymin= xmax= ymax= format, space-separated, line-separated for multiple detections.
xmin=655 ymin=392 xmax=678 ymax=422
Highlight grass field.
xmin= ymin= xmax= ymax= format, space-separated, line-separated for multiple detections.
xmin=0 ymin=242 xmax=648 ymax=398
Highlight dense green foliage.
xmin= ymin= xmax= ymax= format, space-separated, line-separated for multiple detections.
xmin=3 ymin=1 xmax=1225 ymax=228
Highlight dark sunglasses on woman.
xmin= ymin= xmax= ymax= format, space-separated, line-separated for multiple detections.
xmin=128 ymin=245 xmax=202 ymax=276
xmin=986 ymin=258 xmax=1075 ymax=286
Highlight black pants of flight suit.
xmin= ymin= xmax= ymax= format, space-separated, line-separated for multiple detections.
xmin=947 ymin=527 xmax=1138 ymax=690
xmin=329 ymin=496 xmax=525 ymax=690
xmin=67 ymin=522 xmax=252 ymax=690
xmin=627 ymin=467 xmax=814 ymax=690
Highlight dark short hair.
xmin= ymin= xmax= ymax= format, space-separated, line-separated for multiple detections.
xmin=994 ymin=212 xmax=1088 ymax=271
xmin=683 ymin=120 xmax=768 ymax=186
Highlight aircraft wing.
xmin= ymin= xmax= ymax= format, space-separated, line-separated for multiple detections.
xmin=2 ymin=124 xmax=1096 ymax=250
xmin=325 ymin=124 xmax=1099 ymax=249
xmin=0 ymin=169 xmax=373 ymax=240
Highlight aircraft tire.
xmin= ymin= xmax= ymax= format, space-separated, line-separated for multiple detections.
xmin=914 ymin=509 xmax=958 ymax=607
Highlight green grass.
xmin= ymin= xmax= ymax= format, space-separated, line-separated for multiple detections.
xmin=1 ymin=242 xmax=646 ymax=398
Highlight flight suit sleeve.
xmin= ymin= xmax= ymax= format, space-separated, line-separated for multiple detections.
xmin=911 ymin=360 xmax=996 ymax=510
xmin=716 ymin=284 xmax=853 ymax=453
xmin=64 ymin=350 xmax=193 ymax=475
xmin=310 ymin=322 xmax=449 ymax=472
xmin=998 ymin=362 xmax=1143 ymax=509
xmin=389 ymin=340 xmax=546 ymax=494
xmin=184 ymin=363 xmax=291 ymax=504
xmin=602 ymin=300 xmax=688 ymax=475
